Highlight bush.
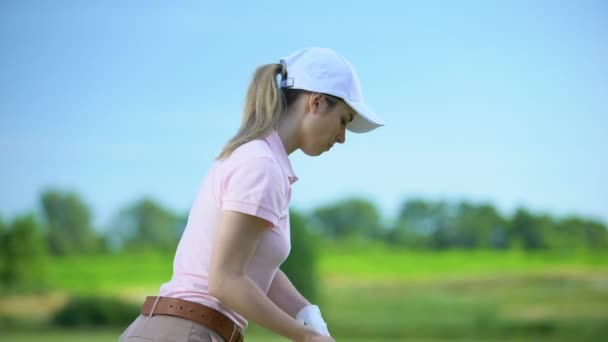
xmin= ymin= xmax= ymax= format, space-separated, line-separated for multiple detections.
xmin=0 ymin=216 xmax=6 ymax=291
xmin=1 ymin=214 xmax=48 ymax=293
xmin=53 ymin=296 xmax=139 ymax=327
xmin=281 ymin=209 xmax=319 ymax=304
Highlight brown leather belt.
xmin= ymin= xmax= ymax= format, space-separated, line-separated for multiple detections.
xmin=141 ymin=296 xmax=244 ymax=342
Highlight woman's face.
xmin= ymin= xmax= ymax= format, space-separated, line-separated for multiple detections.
xmin=299 ymin=94 xmax=355 ymax=156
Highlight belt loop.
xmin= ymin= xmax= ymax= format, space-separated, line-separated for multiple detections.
xmin=149 ymin=296 xmax=162 ymax=317
xmin=228 ymin=324 xmax=237 ymax=342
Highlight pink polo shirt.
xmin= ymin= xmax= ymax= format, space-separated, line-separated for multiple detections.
xmin=158 ymin=130 xmax=297 ymax=330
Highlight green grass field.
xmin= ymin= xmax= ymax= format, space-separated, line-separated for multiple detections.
xmin=2 ymin=248 xmax=608 ymax=341
xmin=44 ymin=248 xmax=608 ymax=292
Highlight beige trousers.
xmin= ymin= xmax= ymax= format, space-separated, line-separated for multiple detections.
xmin=119 ymin=314 xmax=227 ymax=342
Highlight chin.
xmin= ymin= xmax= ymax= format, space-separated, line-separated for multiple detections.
xmin=303 ymin=150 xmax=324 ymax=157
xmin=301 ymin=146 xmax=325 ymax=157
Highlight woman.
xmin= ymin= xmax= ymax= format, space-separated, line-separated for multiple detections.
xmin=119 ymin=47 xmax=384 ymax=342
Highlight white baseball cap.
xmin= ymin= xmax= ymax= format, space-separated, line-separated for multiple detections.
xmin=279 ymin=47 xmax=385 ymax=133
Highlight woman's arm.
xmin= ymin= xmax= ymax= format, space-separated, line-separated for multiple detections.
xmin=268 ymin=270 xmax=331 ymax=336
xmin=208 ymin=211 xmax=328 ymax=342
xmin=267 ymin=269 xmax=310 ymax=318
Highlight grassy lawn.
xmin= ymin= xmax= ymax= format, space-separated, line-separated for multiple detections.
xmin=319 ymin=247 xmax=608 ymax=282
xmin=320 ymin=273 xmax=608 ymax=340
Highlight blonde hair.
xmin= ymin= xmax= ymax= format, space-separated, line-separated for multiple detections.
xmin=217 ymin=63 xmax=284 ymax=159
xmin=217 ymin=63 xmax=344 ymax=160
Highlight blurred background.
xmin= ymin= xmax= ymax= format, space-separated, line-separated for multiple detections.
xmin=1 ymin=1 xmax=607 ymax=341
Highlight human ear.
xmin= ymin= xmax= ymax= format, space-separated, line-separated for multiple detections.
xmin=307 ymin=93 xmax=325 ymax=114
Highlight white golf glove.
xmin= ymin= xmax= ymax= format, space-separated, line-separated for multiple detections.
xmin=296 ymin=304 xmax=331 ymax=336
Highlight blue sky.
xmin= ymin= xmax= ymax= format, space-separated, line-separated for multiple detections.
xmin=1 ymin=0 xmax=607 ymax=229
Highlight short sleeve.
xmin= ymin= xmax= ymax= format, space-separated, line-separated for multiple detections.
xmin=220 ymin=157 xmax=285 ymax=227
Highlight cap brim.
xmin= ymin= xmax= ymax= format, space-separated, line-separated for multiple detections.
xmin=344 ymin=100 xmax=385 ymax=133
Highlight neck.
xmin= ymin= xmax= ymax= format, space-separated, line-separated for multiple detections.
xmin=277 ymin=109 xmax=301 ymax=155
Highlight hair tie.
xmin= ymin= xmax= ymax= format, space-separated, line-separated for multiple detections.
xmin=278 ymin=63 xmax=287 ymax=81
xmin=278 ymin=61 xmax=293 ymax=88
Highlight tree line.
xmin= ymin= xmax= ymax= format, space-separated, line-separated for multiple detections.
xmin=316 ymin=198 xmax=608 ymax=250
xmin=1 ymin=189 xmax=607 ymax=293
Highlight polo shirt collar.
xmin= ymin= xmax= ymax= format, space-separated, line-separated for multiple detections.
xmin=264 ymin=130 xmax=298 ymax=185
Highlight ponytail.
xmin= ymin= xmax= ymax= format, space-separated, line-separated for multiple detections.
xmin=217 ymin=63 xmax=285 ymax=160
